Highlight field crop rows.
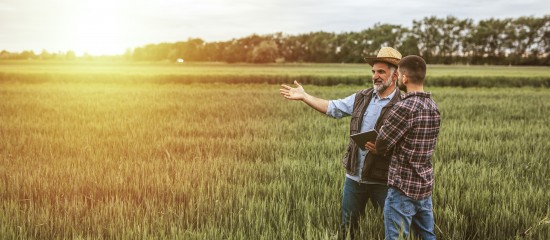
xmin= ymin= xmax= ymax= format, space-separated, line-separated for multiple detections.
xmin=0 ymin=77 xmax=549 ymax=239
xmin=1 ymin=62 xmax=550 ymax=87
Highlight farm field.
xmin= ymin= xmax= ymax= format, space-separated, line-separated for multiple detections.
xmin=0 ymin=62 xmax=549 ymax=239
xmin=2 ymin=61 xmax=549 ymax=88
xmin=2 ymin=61 xmax=550 ymax=77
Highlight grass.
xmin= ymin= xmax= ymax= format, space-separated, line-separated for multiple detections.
xmin=1 ymin=61 xmax=550 ymax=87
xmin=1 ymin=61 xmax=549 ymax=77
xmin=0 ymin=76 xmax=549 ymax=239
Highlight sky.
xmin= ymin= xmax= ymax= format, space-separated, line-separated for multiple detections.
xmin=1 ymin=0 xmax=548 ymax=56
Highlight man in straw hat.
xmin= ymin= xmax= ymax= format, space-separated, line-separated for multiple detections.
xmin=280 ymin=47 xmax=403 ymax=239
xmin=367 ymin=55 xmax=440 ymax=239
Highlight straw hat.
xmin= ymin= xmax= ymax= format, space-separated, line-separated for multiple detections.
xmin=364 ymin=47 xmax=402 ymax=67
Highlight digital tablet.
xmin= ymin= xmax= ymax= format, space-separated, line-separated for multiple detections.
xmin=350 ymin=129 xmax=378 ymax=150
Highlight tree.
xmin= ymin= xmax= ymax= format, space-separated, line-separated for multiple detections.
xmin=399 ymin=34 xmax=420 ymax=56
xmin=304 ymin=31 xmax=336 ymax=62
xmin=18 ymin=50 xmax=36 ymax=60
xmin=40 ymin=49 xmax=53 ymax=60
xmin=437 ymin=16 xmax=472 ymax=64
xmin=506 ymin=16 xmax=548 ymax=65
xmin=114 ymin=15 xmax=549 ymax=65
xmin=65 ymin=50 xmax=76 ymax=60
xmin=0 ymin=50 xmax=12 ymax=59
xmin=468 ymin=18 xmax=509 ymax=64
xmin=333 ymin=31 xmax=364 ymax=63
xmin=251 ymin=40 xmax=279 ymax=63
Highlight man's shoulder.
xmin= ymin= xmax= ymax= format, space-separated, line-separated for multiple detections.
xmin=396 ymin=93 xmax=439 ymax=116
xmin=350 ymin=88 xmax=374 ymax=102
xmin=357 ymin=88 xmax=374 ymax=96
xmin=394 ymin=96 xmax=416 ymax=109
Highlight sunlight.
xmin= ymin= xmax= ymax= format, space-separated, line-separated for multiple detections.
xmin=70 ymin=1 xmax=129 ymax=55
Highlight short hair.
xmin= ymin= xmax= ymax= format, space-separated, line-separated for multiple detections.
xmin=387 ymin=64 xmax=397 ymax=74
xmin=398 ymin=55 xmax=426 ymax=84
xmin=388 ymin=65 xmax=397 ymax=81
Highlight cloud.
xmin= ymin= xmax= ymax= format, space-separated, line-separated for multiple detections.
xmin=1 ymin=0 xmax=548 ymax=54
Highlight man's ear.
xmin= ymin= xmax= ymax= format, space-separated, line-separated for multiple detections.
xmin=392 ymin=70 xmax=399 ymax=81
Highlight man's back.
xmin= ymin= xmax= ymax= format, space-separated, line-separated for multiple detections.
xmin=377 ymin=91 xmax=440 ymax=200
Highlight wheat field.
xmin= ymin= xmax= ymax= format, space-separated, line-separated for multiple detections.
xmin=1 ymin=63 xmax=549 ymax=239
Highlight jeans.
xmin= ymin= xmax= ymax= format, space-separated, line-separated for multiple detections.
xmin=384 ymin=187 xmax=436 ymax=240
xmin=340 ymin=177 xmax=388 ymax=239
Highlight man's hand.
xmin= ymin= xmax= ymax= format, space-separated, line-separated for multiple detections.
xmin=366 ymin=141 xmax=377 ymax=154
xmin=279 ymin=80 xmax=329 ymax=113
xmin=280 ymin=80 xmax=307 ymax=100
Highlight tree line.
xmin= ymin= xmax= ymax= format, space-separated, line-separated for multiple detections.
xmin=1 ymin=15 xmax=549 ymax=65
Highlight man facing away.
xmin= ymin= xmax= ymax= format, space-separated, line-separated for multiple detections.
xmin=367 ymin=55 xmax=441 ymax=239
xmin=279 ymin=47 xmax=402 ymax=239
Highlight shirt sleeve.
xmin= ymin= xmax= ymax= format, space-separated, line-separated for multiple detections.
xmin=326 ymin=93 xmax=356 ymax=119
xmin=376 ymin=103 xmax=411 ymax=155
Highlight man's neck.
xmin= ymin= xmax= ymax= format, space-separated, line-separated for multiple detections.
xmin=377 ymin=86 xmax=396 ymax=98
xmin=405 ymin=85 xmax=424 ymax=93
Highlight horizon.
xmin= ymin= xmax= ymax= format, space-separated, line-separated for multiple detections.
xmin=1 ymin=0 xmax=549 ymax=56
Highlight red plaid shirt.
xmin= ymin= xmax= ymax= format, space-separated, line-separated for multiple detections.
xmin=375 ymin=91 xmax=440 ymax=200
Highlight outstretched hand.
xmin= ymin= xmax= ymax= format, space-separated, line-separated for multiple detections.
xmin=280 ymin=80 xmax=306 ymax=100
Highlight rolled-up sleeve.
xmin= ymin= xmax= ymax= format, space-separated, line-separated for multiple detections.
xmin=326 ymin=93 xmax=356 ymax=119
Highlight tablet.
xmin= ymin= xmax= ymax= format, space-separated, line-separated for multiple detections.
xmin=350 ymin=129 xmax=378 ymax=151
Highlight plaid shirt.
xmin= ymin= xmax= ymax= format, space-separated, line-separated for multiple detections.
xmin=375 ymin=91 xmax=440 ymax=200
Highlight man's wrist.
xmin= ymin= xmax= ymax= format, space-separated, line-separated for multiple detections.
xmin=302 ymin=92 xmax=312 ymax=102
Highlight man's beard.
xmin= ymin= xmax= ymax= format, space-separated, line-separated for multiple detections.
xmin=397 ymin=76 xmax=407 ymax=92
xmin=373 ymin=77 xmax=392 ymax=92
xmin=398 ymin=80 xmax=407 ymax=92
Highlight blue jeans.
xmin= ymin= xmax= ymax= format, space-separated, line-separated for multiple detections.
xmin=384 ymin=187 xmax=436 ymax=240
xmin=341 ymin=177 xmax=388 ymax=239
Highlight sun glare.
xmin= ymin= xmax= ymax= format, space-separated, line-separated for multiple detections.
xmin=70 ymin=1 xmax=129 ymax=56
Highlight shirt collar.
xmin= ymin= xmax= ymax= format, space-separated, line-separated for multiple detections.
xmin=374 ymin=88 xmax=397 ymax=100
xmin=402 ymin=91 xmax=432 ymax=99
